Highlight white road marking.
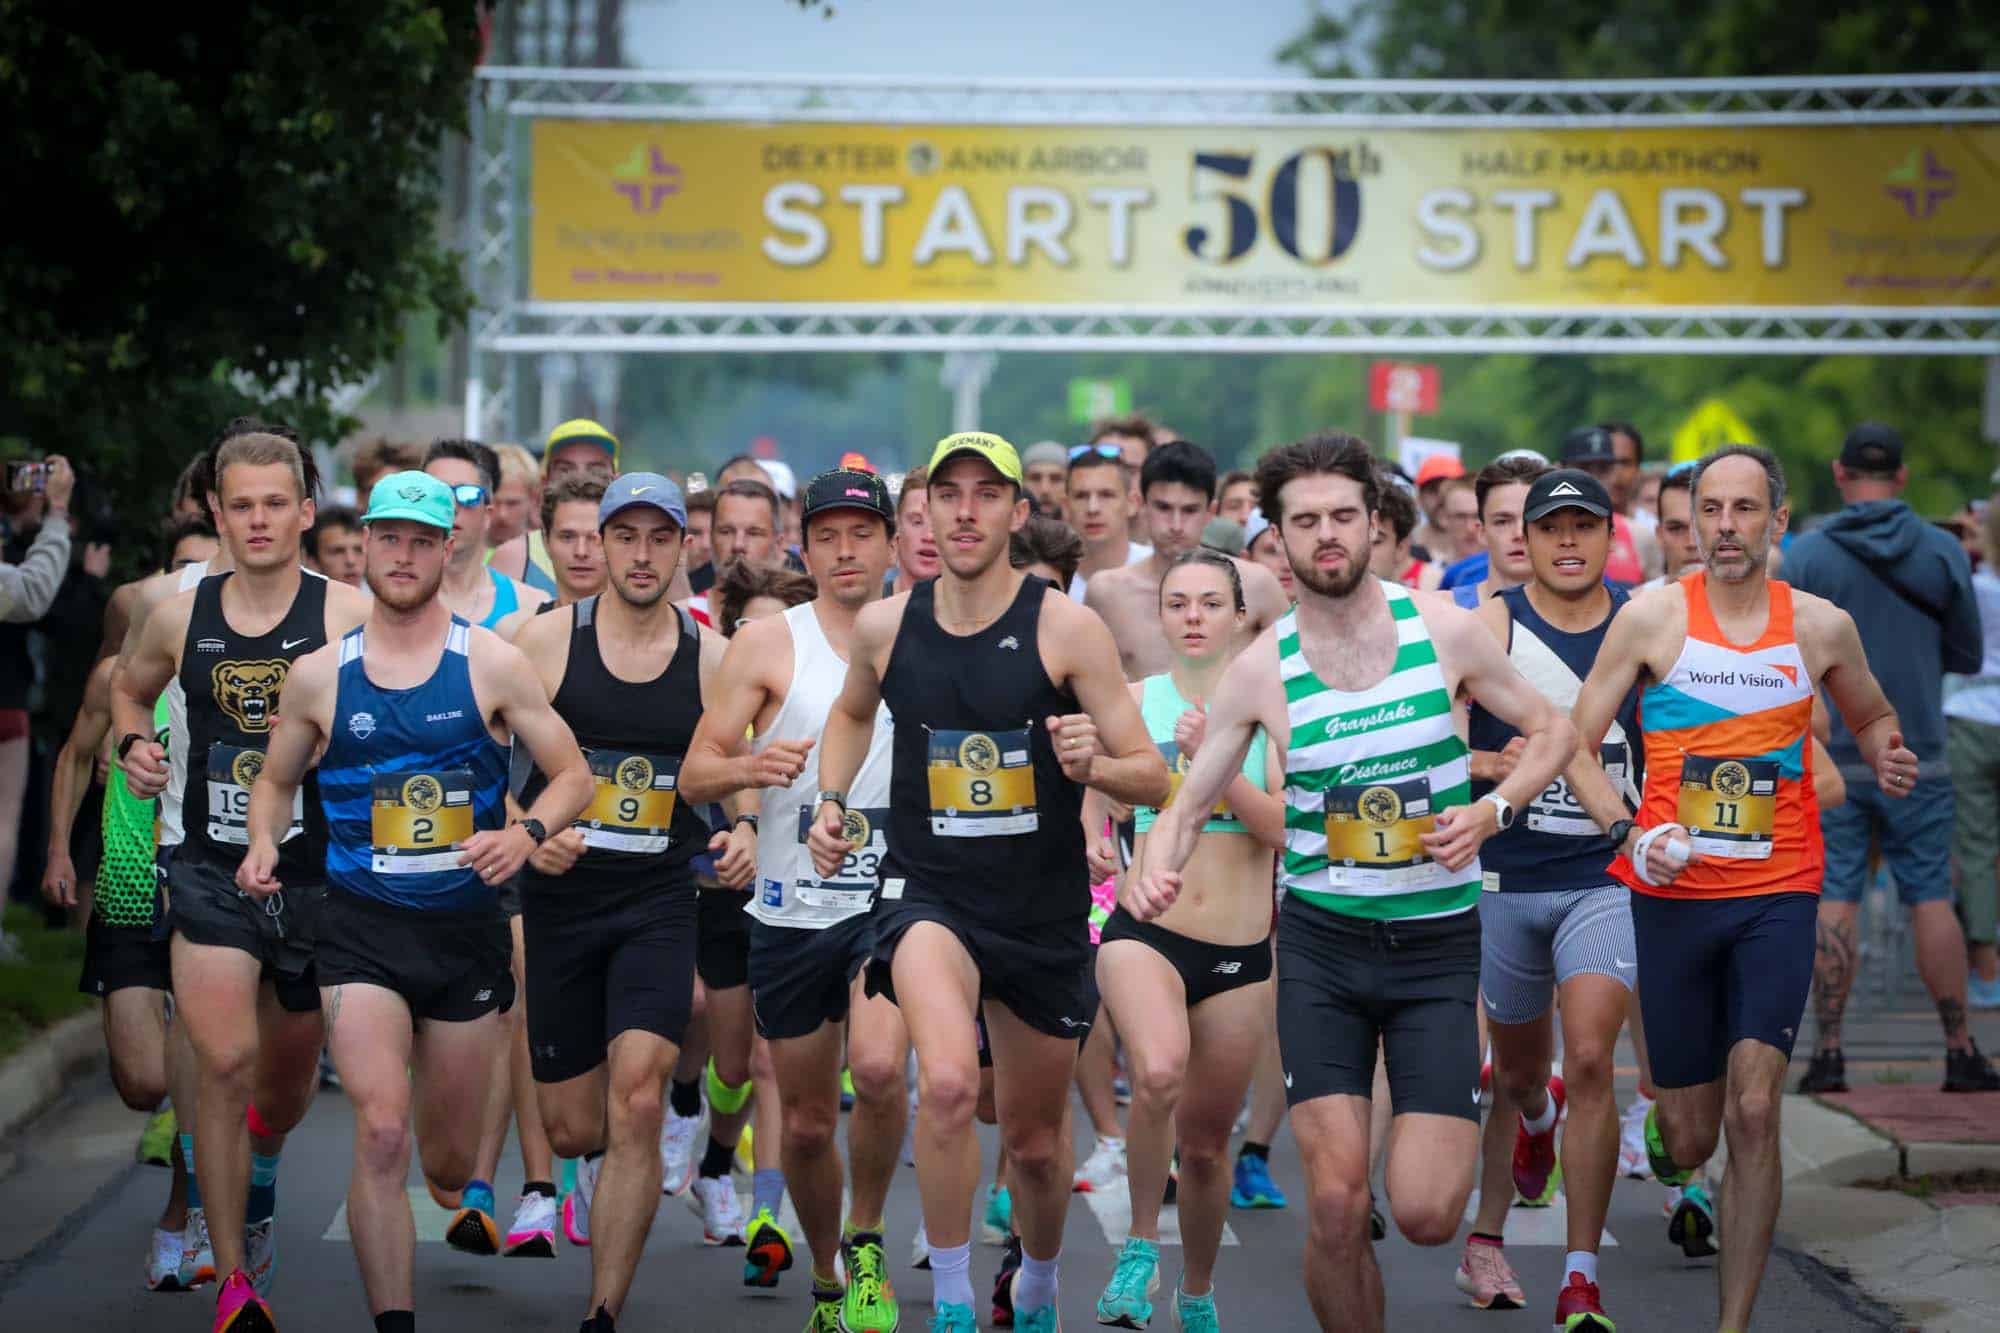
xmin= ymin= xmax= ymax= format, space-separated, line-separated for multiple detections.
xmin=324 ymin=1187 xmax=459 ymax=1243
xmin=1461 ymin=1189 xmax=1618 ymax=1247
xmin=1080 ymin=1187 xmax=1239 ymax=1248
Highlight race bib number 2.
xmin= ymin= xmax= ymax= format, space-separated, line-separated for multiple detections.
xmin=927 ymin=726 xmax=1038 ymax=837
xmin=204 ymin=743 xmax=304 ymax=847
xmin=1322 ymin=776 xmax=1435 ymax=889
xmin=371 ymin=770 xmax=475 ymax=873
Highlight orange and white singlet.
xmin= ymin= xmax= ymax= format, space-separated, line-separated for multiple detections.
xmin=1610 ymin=570 xmax=1822 ymax=899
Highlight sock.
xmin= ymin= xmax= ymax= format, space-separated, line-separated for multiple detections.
xmin=1520 ymin=1091 xmax=1557 ymax=1136
xmin=179 ymin=1133 xmax=202 ymax=1210
xmin=1469 ymin=1231 xmax=1504 ymax=1247
xmin=843 ymin=1220 xmax=884 ymax=1243
xmin=374 ymin=1313 xmax=415 ymax=1333
xmin=928 ymin=1240 xmax=974 ymax=1308
xmin=752 ymin=1167 xmax=785 ymax=1218
xmin=1565 ymin=1250 xmax=1598 ymax=1284
xmin=1238 ymin=1140 xmax=1269 ymax=1162
xmin=524 ymin=1180 xmax=556 ymax=1199
xmin=669 ymin=1078 xmax=702 ymax=1118
xmin=700 ymin=1135 xmax=736 ymax=1179
xmin=811 ymin=1267 xmax=842 ymax=1293
xmin=1012 ymin=1251 xmax=1060 ymax=1313
xmin=247 ymin=1151 xmax=280 ymax=1222
xmin=705 ymin=1058 xmax=754 ymax=1115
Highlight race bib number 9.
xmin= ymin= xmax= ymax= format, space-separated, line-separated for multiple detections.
xmin=1677 ymin=755 xmax=1776 ymax=860
xmin=794 ymin=804 xmax=889 ymax=909
xmin=371 ymin=770 xmax=476 ymax=873
xmin=1526 ymin=740 xmax=1629 ymax=837
xmin=1322 ymin=777 xmax=1434 ymax=888
xmin=927 ymin=726 xmax=1038 ymax=837
xmin=580 ymin=749 xmax=679 ymax=853
xmin=1158 ymin=742 xmax=1237 ymax=824
xmin=204 ymin=743 xmax=304 ymax=847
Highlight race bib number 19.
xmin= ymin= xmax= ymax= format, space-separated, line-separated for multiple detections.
xmin=927 ymin=726 xmax=1038 ymax=837
xmin=371 ymin=770 xmax=476 ymax=873
xmin=204 ymin=743 xmax=303 ymax=847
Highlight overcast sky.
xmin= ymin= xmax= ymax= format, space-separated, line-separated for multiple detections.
xmin=624 ymin=0 xmax=1321 ymax=79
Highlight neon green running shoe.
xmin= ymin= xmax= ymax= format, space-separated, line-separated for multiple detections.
xmin=139 ymin=1106 xmax=177 ymax=1167
xmin=1643 ymin=1103 xmax=1693 ymax=1187
xmin=806 ymin=1286 xmax=843 ymax=1333
xmin=744 ymin=1205 xmax=794 ymax=1288
xmin=839 ymin=1230 xmax=899 ymax=1333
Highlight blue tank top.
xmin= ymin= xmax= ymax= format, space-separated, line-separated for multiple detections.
xmin=1468 ymin=584 xmax=1642 ymax=892
xmin=318 ymin=617 xmax=510 ymax=911
xmin=481 ymin=567 xmax=519 ymax=630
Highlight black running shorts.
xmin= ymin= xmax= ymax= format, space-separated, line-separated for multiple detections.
xmin=317 ymin=888 xmax=513 ymax=1025
xmin=867 ymin=896 xmax=1094 ymax=1040
xmin=78 ymin=913 xmax=172 ymax=997
xmin=696 ymin=885 xmax=753 ymax=990
xmin=1097 ymin=908 xmax=1272 ymax=1009
xmin=166 ymin=851 xmax=322 ymax=1013
xmin=524 ymin=880 xmax=697 ymax=1084
xmin=749 ymin=913 xmax=875 ymax=1041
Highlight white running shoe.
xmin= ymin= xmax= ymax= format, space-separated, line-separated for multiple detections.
xmin=1072 ymin=1136 xmax=1128 ymax=1193
xmin=1619 ymin=1095 xmax=1655 ymax=1180
xmin=695 ymin=1174 xmax=748 ymax=1246
xmin=660 ymin=1105 xmax=702 ymax=1196
xmin=245 ymin=1215 xmax=277 ymax=1297
xmin=146 ymin=1227 xmax=185 ymax=1291
xmin=910 ymin=1218 xmax=931 ymax=1270
xmin=177 ymin=1207 xmax=215 ymax=1288
xmin=564 ymin=1155 xmax=598 ymax=1246
xmin=503 ymin=1191 xmax=558 ymax=1258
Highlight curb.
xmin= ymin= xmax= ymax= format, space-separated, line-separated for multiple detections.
xmin=0 ymin=1010 xmax=103 ymax=1141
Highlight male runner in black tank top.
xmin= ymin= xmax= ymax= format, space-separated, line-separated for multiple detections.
xmin=112 ymin=433 xmax=373 ymax=1331
xmin=809 ymin=433 xmax=1168 ymax=1332
xmin=511 ymin=474 xmax=750 ymax=1333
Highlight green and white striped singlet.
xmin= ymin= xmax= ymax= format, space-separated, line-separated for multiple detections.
xmin=1279 ymin=582 xmax=1479 ymax=922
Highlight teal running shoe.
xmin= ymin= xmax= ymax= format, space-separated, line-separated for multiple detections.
xmin=982 ymin=1184 xmax=1015 ymax=1245
xmin=1173 ymin=1285 xmax=1221 ymax=1332
xmin=929 ymin=1301 xmax=978 ymax=1332
xmin=1230 ymin=1153 xmax=1287 ymax=1209
xmin=1669 ymin=1182 xmax=1717 ymax=1258
xmin=1096 ymin=1235 xmax=1161 ymax=1328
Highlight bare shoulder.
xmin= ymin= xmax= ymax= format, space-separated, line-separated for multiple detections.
xmin=853 ymin=592 xmax=908 ymax=670
xmin=506 ymin=572 xmax=551 ymax=608
xmin=509 ymin=602 xmax=573 ymax=662
xmin=724 ymin=610 xmax=789 ymax=666
xmin=1787 ymin=586 xmax=1859 ymax=658
xmin=1619 ymin=578 xmax=1687 ymax=639
xmin=324 ymin=578 xmax=373 ymax=628
xmin=280 ymin=637 xmax=341 ymax=707
xmin=466 ymin=621 xmax=537 ymax=685
xmin=1220 ymin=624 xmax=1287 ymax=728
xmin=1085 ymin=560 xmax=1146 ymax=605
xmin=1234 ymin=555 xmax=1284 ymax=600
xmin=1472 ymin=586 xmax=1512 ymax=644
xmin=1409 ymin=585 xmax=1484 ymax=647
xmin=144 ymin=585 xmax=200 ymax=647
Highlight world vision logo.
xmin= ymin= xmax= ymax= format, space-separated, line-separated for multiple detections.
xmin=1883 ymin=148 xmax=1954 ymax=220
xmin=613 ymin=144 xmax=683 ymax=214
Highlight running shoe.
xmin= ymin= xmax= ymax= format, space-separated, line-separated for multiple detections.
xmin=1453 ymin=1237 xmax=1525 ymax=1310
xmin=447 ymin=1180 xmax=500 ymax=1256
xmin=140 ymin=1105 xmax=177 ymax=1166
xmin=744 ymin=1205 xmax=794 ymax=1287
xmin=840 ymin=1067 xmax=857 ymax=1112
xmin=992 ymin=1233 xmax=1023 ymax=1328
xmin=1073 ymin=1136 xmax=1127 ymax=1193
xmin=504 ymin=1190 xmax=558 ymax=1258
xmin=1229 ymin=1153 xmax=1286 ymax=1209
xmin=1669 ymin=1182 xmax=1717 ymax=1259
xmin=1552 ymin=1270 xmax=1614 ymax=1330
xmin=737 ymin=1123 xmax=757 ymax=1176
xmin=1944 ymin=1040 xmax=2000 ymax=1092
xmin=147 ymin=1226 xmax=186 ymax=1291
xmin=1641 ymin=1102 xmax=1692 ymax=1188
xmin=910 ymin=1219 xmax=931 ymax=1269
xmin=211 ymin=1269 xmax=275 ymax=1333
xmin=1796 ymin=1048 xmax=1847 ymax=1094
xmin=697 ymin=1174 xmax=749 ymax=1246
xmin=580 ymin=1302 xmax=616 ymax=1332
xmin=1512 ymin=1075 xmax=1566 ymax=1206
xmin=840 ymin=1230 xmax=899 ymax=1333
xmin=179 ymin=1206 xmax=216 ymax=1288
xmin=1095 ymin=1234 xmax=1160 ymax=1328
xmin=1016 ymin=1301 xmax=1060 ymax=1333
xmin=1368 ymin=1193 xmax=1386 ymax=1241
xmin=1970 ymin=972 xmax=2000 ymax=1011
xmin=564 ymin=1154 xmax=599 ymax=1246
xmin=1617 ymin=1095 xmax=1654 ymax=1180
xmin=1172 ymin=1286 xmax=1219 ymax=1333
xmin=982 ymin=1184 xmax=1015 ymax=1245
xmin=244 ymin=1215 xmax=277 ymax=1298
xmin=660 ymin=1104 xmax=702 ymax=1195
xmin=928 ymin=1304 xmax=977 ymax=1333
xmin=807 ymin=1286 xmax=844 ymax=1333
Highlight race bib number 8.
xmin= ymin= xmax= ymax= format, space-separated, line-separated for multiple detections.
xmin=204 ymin=743 xmax=304 ymax=847
xmin=927 ymin=726 xmax=1038 ymax=837
xmin=1158 ymin=742 xmax=1237 ymax=824
xmin=580 ymin=749 xmax=679 ymax=853
xmin=1323 ymin=777 xmax=1434 ymax=888
xmin=1677 ymin=755 xmax=1776 ymax=859
xmin=371 ymin=770 xmax=476 ymax=873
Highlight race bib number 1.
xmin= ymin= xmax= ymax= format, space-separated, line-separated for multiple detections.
xmin=579 ymin=749 xmax=679 ymax=853
xmin=204 ymin=743 xmax=303 ymax=847
xmin=927 ymin=726 xmax=1038 ymax=837
xmin=371 ymin=770 xmax=476 ymax=873
xmin=1322 ymin=776 xmax=1435 ymax=889
xmin=1677 ymin=755 xmax=1777 ymax=860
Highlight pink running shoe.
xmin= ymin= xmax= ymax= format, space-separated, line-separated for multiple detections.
xmin=211 ymin=1269 xmax=277 ymax=1333
xmin=1453 ymin=1237 xmax=1526 ymax=1310
xmin=562 ymin=1154 xmax=599 ymax=1247
xmin=1512 ymin=1074 xmax=1567 ymax=1205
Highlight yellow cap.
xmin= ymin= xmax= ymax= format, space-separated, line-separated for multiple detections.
xmin=925 ymin=431 xmax=1022 ymax=485
xmin=546 ymin=418 xmax=620 ymax=468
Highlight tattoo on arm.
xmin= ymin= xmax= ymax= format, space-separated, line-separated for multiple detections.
xmin=1812 ymin=916 xmax=1856 ymax=1047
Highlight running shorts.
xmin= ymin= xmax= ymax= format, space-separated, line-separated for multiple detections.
xmin=524 ymin=879 xmax=696 ymax=1083
xmin=867 ymin=896 xmax=1094 ymax=1040
xmin=749 ymin=913 xmax=875 ymax=1041
xmin=696 ymin=885 xmax=753 ymax=990
xmin=317 ymin=887 xmax=513 ymax=1025
xmin=166 ymin=850 xmax=321 ymax=1013
xmin=78 ymin=913 xmax=172 ymax=996
xmin=1477 ymin=884 xmax=1635 ymax=1025
xmin=1097 ymin=908 xmax=1272 ymax=1009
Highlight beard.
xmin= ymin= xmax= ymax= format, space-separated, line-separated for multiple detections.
xmin=1288 ymin=543 xmax=1372 ymax=599
xmin=366 ymin=562 xmax=443 ymax=612
xmin=610 ymin=565 xmax=668 ymax=608
xmin=1698 ymin=527 xmax=1770 ymax=584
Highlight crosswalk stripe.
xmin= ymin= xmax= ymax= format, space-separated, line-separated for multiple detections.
xmin=1461 ymin=1189 xmax=1618 ymax=1248
xmin=324 ymin=1187 xmax=460 ymax=1243
xmin=1080 ymin=1187 xmax=1240 ymax=1249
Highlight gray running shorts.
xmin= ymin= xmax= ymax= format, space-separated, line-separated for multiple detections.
xmin=1477 ymin=884 xmax=1635 ymax=1025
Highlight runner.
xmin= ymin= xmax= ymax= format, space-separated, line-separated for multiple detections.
xmin=1559 ymin=428 xmax=1659 ymax=585
xmin=1092 ymin=549 xmax=1287 ymax=1332
xmin=423 ymin=439 xmax=550 ymax=629
xmin=1563 ymin=444 xmax=1917 ymax=1332
xmin=236 ymin=469 xmax=592 ymax=1333
xmin=1446 ymin=456 xmax=1546 ymax=608
xmin=1066 ymin=447 xmax=1151 ymax=600
xmin=510 ymin=472 xmax=745 ymax=1330
xmin=1366 ymin=483 xmax=1441 ymax=592
xmin=488 ymin=419 xmax=620 ymax=590
xmin=1084 ymin=441 xmax=1290 ymax=680
xmin=683 ymin=466 xmax=913 ymax=1333
xmin=1125 ymin=432 xmax=1577 ymax=1333
xmin=807 ymin=432 xmax=1170 ymax=1333
xmin=112 ymin=431 xmax=374 ymax=1331
xmin=887 ymin=467 xmax=940 ymax=597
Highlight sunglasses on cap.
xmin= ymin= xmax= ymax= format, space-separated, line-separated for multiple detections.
xmin=1069 ymin=444 xmax=1123 ymax=462
xmin=451 ymin=483 xmax=489 ymax=508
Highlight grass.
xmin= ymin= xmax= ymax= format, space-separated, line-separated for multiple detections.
xmin=1853 ymin=1168 xmax=2000 ymax=1200
xmin=0 ymin=904 xmax=93 ymax=1064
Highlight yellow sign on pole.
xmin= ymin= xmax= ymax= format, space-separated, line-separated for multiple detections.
xmin=1671 ymin=399 xmax=1759 ymax=464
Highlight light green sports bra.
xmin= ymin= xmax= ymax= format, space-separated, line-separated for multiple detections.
xmin=1133 ymin=671 xmax=1269 ymax=835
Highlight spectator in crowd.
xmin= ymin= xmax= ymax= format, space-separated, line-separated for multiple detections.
xmin=887 ymin=465 xmax=938 ymax=597
xmin=1066 ymin=447 xmax=1151 ymax=600
xmin=1947 ymin=499 xmax=2000 ymax=1009
xmin=1368 ymin=473 xmax=1442 ymax=591
xmin=1784 ymin=422 xmax=1999 ymax=1092
xmin=1022 ymin=442 xmax=1070 ymax=521
xmin=1562 ymin=426 xmax=1659 ymax=583
xmin=349 ymin=435 xmax=421 ymax=505
xmin=306 ymin=505 xmax=366 ymax=588
xmin=1216 ymin=468 xmax=1257 ymax=527
xmin=684 ymin=488 xmax=718 ymax=593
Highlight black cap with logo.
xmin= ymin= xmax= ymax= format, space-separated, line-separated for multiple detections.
xmin=1560 ymin=426 xmax=1619 ymax=465
xmin=1839 ymin=422 xmax=1904 ymax=472
xmin=801 ymin=468 xmax=897 ymax=533
xmin=1522 ymin=468 xmax=1615 ymax=523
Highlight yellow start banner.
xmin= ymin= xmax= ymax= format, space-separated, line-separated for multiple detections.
xmin=529 ymin=120 xmax=1999 ymax=309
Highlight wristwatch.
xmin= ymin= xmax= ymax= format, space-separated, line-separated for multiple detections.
xmin=1479 ymin=791 xmax=1515 ymax=831
xmin=733 ymin=812 xmax=760 ymax=833
xmin=515 ymin=817 xmax=548 ymax=846
xmin=116 ymin=731 xmax=146 ymax=760
xmin=1606 ymin=818 xmax=1637 ymax=850
xmin=815 ymin=789 xmax=848 ymax=816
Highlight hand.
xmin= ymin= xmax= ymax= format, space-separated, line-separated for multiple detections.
xmin=1122 ymin=867 xmax=1182 ymax=922
xmin=1105 ymin=797 xmax=1134 ymax=825
xmin=1420 ymin=802 xmax=1496 ymax=872
xmin=527 ymin=826 xmax=585 ymax=876
xmin=745 ymin=738 xmax=813 ymax=789
xmin=1173 ymin=705 xmax=1207 ymax=760
xmin=711 ymin=824 xmax=758 ymax=890
xmin=458 ymin=824 xmax=536 ymax=885
xmin=1085 ymin=822 xmax=1120 ymax=882
xmin=1875 ymin=730 xmax=1918 ymax=799
xmin=1639 ymin=825 xmax=1701 ymax=886
xmin=235 ymin=838 xmax=283 ymax=899
xmin=1490 ymin=737 xmax=1527 ymax=783
xmin=121 ymin=739 xmax=169 ymax=799
xmin=82 ymin=542 xmax=111 ymax=579
xmin=1047 ymin=712 xmax=1099 ymax=784
xmin=41 ymin=852 xmax=78 ymax=908
xmin=806 ymin=800 xmax=849 ymax=878
xmin=42 ymin=455 xmax=74 ymax=513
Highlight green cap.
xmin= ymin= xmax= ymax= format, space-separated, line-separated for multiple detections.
xmin=926 ymin=431 xmax=1023 ymax=485
xmin=362 ymin=470 xmax=456 ymax=530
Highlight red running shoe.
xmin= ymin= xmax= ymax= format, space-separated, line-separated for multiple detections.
xmin=1552 ymin=1269 xmax=1614 ymax=1331
xmin=1512 ymin=1075 xmax=1566 ymax=1205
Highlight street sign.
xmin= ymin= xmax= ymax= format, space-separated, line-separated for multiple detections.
xmin=1369 ymin=362 xmax=1440 ymax=415
xmin=1670 ymin=399 xmax=1757 ymax=463
xmin=1068 ymin=377 xmax=1132 ymax=423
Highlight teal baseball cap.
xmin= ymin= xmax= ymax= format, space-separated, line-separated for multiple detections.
xmin=362 ymin=470 xmax=456 ymax=530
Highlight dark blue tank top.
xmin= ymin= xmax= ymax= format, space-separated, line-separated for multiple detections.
xmin=1469 ymin=584 xmax=1642 ymax=892
xmin=317 ymin=617 xmax=510 ymax=911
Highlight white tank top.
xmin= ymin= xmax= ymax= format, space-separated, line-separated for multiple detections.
xmin=750 ymin=601 xmax=894 ymax=928
xmin=157 ymin=559 xmax=210 ymax=848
